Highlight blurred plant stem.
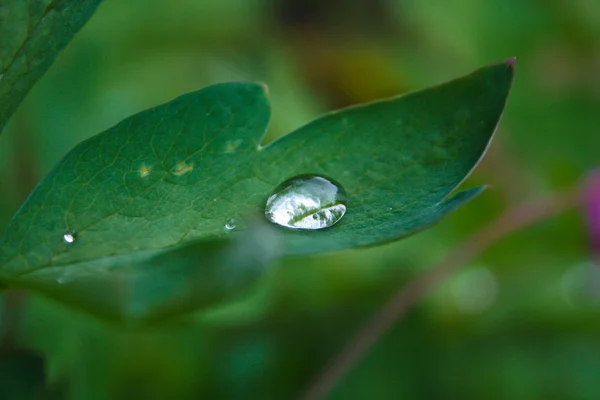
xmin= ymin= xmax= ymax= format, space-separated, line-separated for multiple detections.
xmin=300 ymin=187 xmax=582 ymax=400
xmin=476 ymin=137 xmax=540 ymax=203
xmin=0 ymin=290 xmax=26 ymax=353
xmin=0 ymin=111 xmax=39 ymax=354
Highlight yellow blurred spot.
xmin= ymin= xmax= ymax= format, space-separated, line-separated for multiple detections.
xmin=172 ymin=161 xmax=194 ymax=176
xmin=225 ymin=139 xmax=242 ymax=153
xmin=139 ymin=165 xmax=151 ymax=178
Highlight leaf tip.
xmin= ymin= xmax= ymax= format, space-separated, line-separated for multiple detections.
xmin=485 ymin=57 xmax=516 ymax=76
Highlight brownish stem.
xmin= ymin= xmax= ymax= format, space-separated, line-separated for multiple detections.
xmin=0 ymin=290 xmax=27 ymax=353
xmin=0 ymin=110 xmax=39 ymax=354
xmin=299 ymin=188 xmax=581 ymax=400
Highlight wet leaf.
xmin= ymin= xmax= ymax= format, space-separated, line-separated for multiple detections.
xmin=0 ymin=60 xmax=514 ymax=321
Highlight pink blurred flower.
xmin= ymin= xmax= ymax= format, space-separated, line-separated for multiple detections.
xmin=584 ymin=169 xmax=600 ymax=254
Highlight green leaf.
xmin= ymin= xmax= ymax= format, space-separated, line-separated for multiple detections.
xmin=0 ymin=60 xmax=514 ymax=321
xmin=8 ymin=222 xmax=282 ymax=324
xmin=0 ymin=0 xmax=103 ymax=134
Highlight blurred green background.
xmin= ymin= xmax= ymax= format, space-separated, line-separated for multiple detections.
xmin=1 ymin=0 xmax=600 ymax=398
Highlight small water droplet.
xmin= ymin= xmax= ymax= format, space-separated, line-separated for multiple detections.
xmin=56 ymin=272 xmax=74 ymax=284
xmin=225 ymin=219 xmax=237 ymax=230
xmin=265 ymin=175 xmax=347 ymax=230
xmin=63 ymin=230 xmax=77 ymax=244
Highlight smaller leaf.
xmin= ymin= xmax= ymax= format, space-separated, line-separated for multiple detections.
xmin=6 ymin=221 xmax=281 ymax=325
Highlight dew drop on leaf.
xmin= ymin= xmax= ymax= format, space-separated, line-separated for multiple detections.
xmin=63 ymin=230 xmax=76 ymax=244
xmin=56 ymin=271 xmax=74 ymax=284
xmin=225 ymin=219 xmax=237 ymax=230
xmin=265 ymin=175 xmax=347 ymax=230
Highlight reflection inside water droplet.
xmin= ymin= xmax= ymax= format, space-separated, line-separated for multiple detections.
xmin=63 ymin=231 xmax=76 ymax=244
xmin=225 ymin=219 xmax=236 ymax=230
xmin=265 ymin=174 xmax=347 ymax=230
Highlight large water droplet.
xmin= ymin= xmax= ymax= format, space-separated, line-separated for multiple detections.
xmin=63 ymin=230 xmax=77 ymax=244
xmin=265 ymin=175 xmax=347 ymax=230
xmin=225 ymin=219 xmax=237 ymax=230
